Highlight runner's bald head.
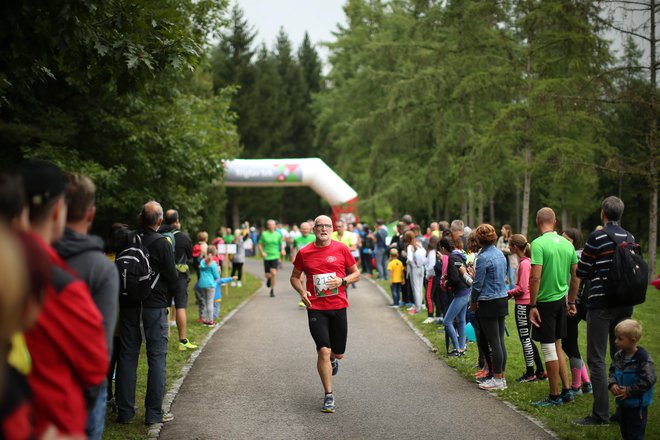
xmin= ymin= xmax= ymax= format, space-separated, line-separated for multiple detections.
xmin=536 ymin=207 xmax=556 ymax=226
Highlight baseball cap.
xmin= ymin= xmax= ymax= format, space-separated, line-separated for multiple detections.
xmin=19 ymin=159 xmax=67 ymax=208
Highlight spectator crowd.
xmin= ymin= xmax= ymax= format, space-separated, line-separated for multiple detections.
xmin=0 ymin=159 xmax=657 ymax=440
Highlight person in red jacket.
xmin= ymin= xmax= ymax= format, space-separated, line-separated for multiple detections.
xmin=20 ymin=160 xmax=108 ymax=437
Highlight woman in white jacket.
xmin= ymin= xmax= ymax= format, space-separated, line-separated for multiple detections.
xmin=422 ymin=235 xmax=440 ymax=323
xmin=404 ymin=230 xmax=426 ymax=314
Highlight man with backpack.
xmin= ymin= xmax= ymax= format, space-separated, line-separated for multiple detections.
xmin=159 ymin=209 xmax=197 ymax=351
xmin=574 ymin=196 xmax=646 ymax=426
xmin=116 ymin=201 xmax=178 ymax=426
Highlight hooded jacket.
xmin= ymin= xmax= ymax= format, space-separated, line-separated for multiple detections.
xmin=54 ymin=227 xmax=118 ymax=354
xmin=26 ymin=232 xmax=107 ymax=436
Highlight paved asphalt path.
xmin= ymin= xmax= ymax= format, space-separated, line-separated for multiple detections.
xmin=159 ymin=258 xmax=553 ymax=440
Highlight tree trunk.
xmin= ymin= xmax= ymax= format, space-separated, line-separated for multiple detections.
xmin=489 ymin=196 xmax=495 ymax=225
xmin=521 ymin=27 xmax=534 ymax=238
xmin=648 ymin=0 xmax=658 ymax=279
xmin=477 ymin=190 xmax=484 ymax=225
xmin=461 ymin=198 xmax=467 ymax=223
xmin=515 ymin=185 xmax=520 ymax=233
xmin=561 ymin=193 xmax=569 ymax=230
xmin=521 ymin=147 xmax=532 ymax=237
xmin=467 ymin=189 xmax=474 ymax=227
xmin=232 ymin=196 xmax=240 ymax=230
xmin=444 ymin=197 xmax=450 ymax=222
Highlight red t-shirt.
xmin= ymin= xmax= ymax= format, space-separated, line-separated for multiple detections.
xmin=293 ymin=240 xmax=356 ymax=310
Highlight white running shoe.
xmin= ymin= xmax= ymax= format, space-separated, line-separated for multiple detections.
xmin=478 ymin=378 xmax=507 ymax=391
xmin=422 ymin=317 xmax=435 ymax=324
xmin=237 ymin=281 xmax=242 ymax=287
xmin=230 ymin=281 xmax=236 ymax=286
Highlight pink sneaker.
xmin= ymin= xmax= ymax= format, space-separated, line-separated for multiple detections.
xmin=407 ymin=307 xmax=417 ymax=315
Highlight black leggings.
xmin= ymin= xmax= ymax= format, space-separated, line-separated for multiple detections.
xmin=475 ymin=313 xmax=493 ymax=372
xmin=231 ymin=262 xmax=243 ymax=281
xmin=561 ymin=302 xmax=586 ymax=360
xmin=479 ymin=316 xmax=507 ymax=375
xmin=515 ymin=304 xmax=544 ymax=375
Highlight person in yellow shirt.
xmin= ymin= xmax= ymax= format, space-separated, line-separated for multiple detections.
xmin=331 ymin=220 xmax=359 ymax=289
xmin=387 ymin=249 xmax=405 ymax=307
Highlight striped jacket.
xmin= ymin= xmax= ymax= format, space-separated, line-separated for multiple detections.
xmin=576 ymin=222 xmax=634 ymax=310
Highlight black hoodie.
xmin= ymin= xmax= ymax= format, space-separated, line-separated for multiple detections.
xmin=54 ymin=227 xmax=118 ymax=354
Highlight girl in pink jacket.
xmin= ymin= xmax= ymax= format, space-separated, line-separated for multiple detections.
xmin=508 ymin=234 xmax=546 ymax=383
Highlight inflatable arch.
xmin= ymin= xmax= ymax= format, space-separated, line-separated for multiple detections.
xmin=223 ymin=158 xmax=358 ymax=224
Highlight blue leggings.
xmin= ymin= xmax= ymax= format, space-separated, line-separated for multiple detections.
xmin=444 ymin=293 xmax=469 ymax=350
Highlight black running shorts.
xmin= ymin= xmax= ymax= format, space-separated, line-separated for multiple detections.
xmin=263 ymin=259 xmax=279 ymax=273
xmin=307 ymin=308 xmax=348 ymax=354
xmin=532 ymin=298 xmax=567 ymax=343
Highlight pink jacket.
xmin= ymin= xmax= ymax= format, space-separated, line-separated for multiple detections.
xmin=508 ymin=256 xmax=530 ymax=305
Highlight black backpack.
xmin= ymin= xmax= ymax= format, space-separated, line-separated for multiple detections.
xmin=116 ymin=232 xmax=163 ymax=302
xmin=602 ymin=230 xmax=649 ymax=306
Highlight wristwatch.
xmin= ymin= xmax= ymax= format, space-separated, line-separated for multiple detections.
xmin=341 ymin=278 xmax=347 ymax=287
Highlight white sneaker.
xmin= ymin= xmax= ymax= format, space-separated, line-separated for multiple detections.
xmin=422 ymin=317 xmax=435 ymax=324
xmin=230 ymin=281 xmax=236 ymax=286
xmin=479 ymin=378 xmax=507 ymax=391
xmin=237 ymin=281 xmax=242 ymax=287
xmin=169 ymin=321 xmax=177 ymax=327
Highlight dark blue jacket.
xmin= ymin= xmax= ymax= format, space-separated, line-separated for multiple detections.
xmin=609 ymin=346 xmax=656 ymax=408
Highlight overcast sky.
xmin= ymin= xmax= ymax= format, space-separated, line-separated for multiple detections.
xmin=235 ymin=1 xmax=652 ymax=67
xmin=236 ymin=0 xmax=346 ymax=63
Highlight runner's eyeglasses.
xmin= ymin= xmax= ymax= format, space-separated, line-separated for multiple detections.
xmin=314 ymin=224 xmax=332 ymax=230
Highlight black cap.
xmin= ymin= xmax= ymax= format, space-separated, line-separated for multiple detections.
xmin=19 ymin=159 xmax=67 ymax=207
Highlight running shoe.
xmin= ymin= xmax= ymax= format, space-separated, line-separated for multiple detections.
xmin=474 ymin=369 xmax=489 ymax=379
xmin=476 ymin=374 xmax=493 ymax=384
xmin=581 ymin=382 xmax=593 ymax=394
xmin=388 ymin=304 xmax=400 ymax=308
xmin=230 ymin=281 xmax=236 ymax=286
xmin=447 ymin=349 xmax=464 ymax=357
xmin=407 ymin=307 xmax=418 ymax=315
xmin=178 ymin=340 xmax=198 ymax=351
xmin=162 ymin=413 xmax=175 ymax=423
xmin=270 ymin=288 xmax=275 ymax=298
xmin=422 ymin=317 xmax=435 ymax=324
xmin=531 ymin=395 xmax=563 ymax=407
xmin=237 ymin=281 xmax=242 ymax=287
xmin=331 ymin=358 xmax=339 ymax=376
xmin=516 ymin=373 xmax=537 ymax=383
xmin=574 ymin=415 xmax=608 ymax=426
xmin=570 ymin=386 xmax=583 ymax=396
xmin=561 ymin=389 xmax=575 ymax=403
xmin=435 ymin=317 xmax=444 ymax=324
xmin=203 ymin=321 xmax=217 ymax=327
xmin=321 ymin=394 xmax=336 ymax=413
xmin=266 ymin=278 xmax=271 ymax=288
xmin=535 ymin=371 xmax=548 ymax=381
xmin=478 ymin=378 xmax=507 ymax=391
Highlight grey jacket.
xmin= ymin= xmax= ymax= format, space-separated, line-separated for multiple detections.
xmin=55 ymin=227 xmax=119 ymax=356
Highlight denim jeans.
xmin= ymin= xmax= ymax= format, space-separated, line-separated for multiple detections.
xmin=374 ymin=248 xmax=387 ymax=279
xmin=116 ymin=306 xmax=168 ymax=424
xmin=390 ymin=283 xmax=402 ymax=305
xmin=444 ymin=293 xmax=469 ymax=350
xmin=85 ymin=385 xmax=107 ymax=440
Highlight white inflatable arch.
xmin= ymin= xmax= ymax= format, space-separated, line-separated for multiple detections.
xmin=223 ymin=158 xmax=359 ymax=223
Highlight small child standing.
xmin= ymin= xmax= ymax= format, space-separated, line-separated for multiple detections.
xmin=214 ymin=276 xmax=237 ymax=320
xmin=199 ymin=245 xmax=220 ymax=326
xmin=387 ymin=249 xmax=404 ymax=307
xmin=609 ymin=319 xmax=656 ymax=440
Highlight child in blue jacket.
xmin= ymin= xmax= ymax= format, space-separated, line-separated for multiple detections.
xmin=609 ymin=319 xmax=656 ymax=440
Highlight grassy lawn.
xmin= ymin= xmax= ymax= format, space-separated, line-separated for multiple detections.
xmin=103 ymin=272 xmax=261 ymax=440
xmin=376 ymin=279 xmax=659 ymax=440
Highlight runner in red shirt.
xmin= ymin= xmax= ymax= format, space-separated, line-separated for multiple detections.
xmin=290 ymin=215 xmax=360 ymax=413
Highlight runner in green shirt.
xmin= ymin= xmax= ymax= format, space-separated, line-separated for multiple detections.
xmin=529 ymin=207 xmax=580 ymax=408
xmin=293 ymin=221 xmax=316 ymax=308
xmin=258 ymin=219 xmax=285 ymax=297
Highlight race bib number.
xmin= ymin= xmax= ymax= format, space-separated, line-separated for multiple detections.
xmin=313 ymin=272 xmax=338 ymax=297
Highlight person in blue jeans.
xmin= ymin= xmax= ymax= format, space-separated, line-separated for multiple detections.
xmin=470 ymin=224 xmax=509 ymax=391
xmin=374 ymin=219 xmax=389 ymax=279
xmin=440 ymin=236 xmax=469 ymax=356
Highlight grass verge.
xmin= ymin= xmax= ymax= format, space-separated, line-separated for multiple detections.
xmin=375 ymin=279 xmax=659 ymax=440
xmin=103 ymin=272 xmax=261 ymax=440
